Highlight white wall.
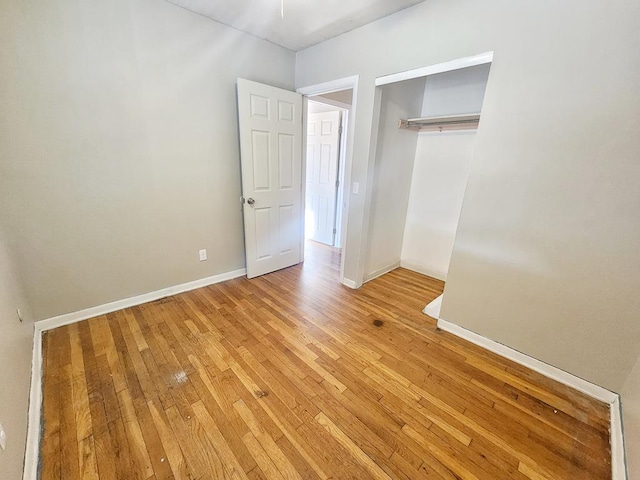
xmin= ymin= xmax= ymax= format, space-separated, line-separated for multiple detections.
xmin=421 ymin=64 xmax=491 ymax=117
xmin=0 ymin=229 xmax=32 ymax=480
xmin=623 ymin=356 xmax=640 ymax=479
xmin=401 ymin=131 xmax=476 ymax=280
xmin=315 ymin=89 xmax=353 ymax=106
xmin=401 ymin=65 xmax=489 ymax=280
xmin=296 ymin=0 xmax=640 ymax=392
xmin=307 ymin=101 xmax=338 ymax=114
xmin=363 ymin=78 xmax=425 ymax=280
xmin=0 ymin=0 xmax=295 ymax=320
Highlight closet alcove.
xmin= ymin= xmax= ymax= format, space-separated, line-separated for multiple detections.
xmin=363 ymin=63 xmax=491 ymax=283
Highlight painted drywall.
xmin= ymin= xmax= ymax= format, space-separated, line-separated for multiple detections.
xmin=401 ymin=65 xmax=489 ymax=280
xmin=296 ymin=0 xmax=640 ymax=392
xmin=363 ymin=78 xmax=424 ymax=280
xmin=0 ymin=229 xmax=32 ymax=480
xmin=0 ymin=0 xmax=295 ymax=320
xmin=623 ymin=355 xmax=640 ymax=479
xmin=401 ymin=131 xmax=476 ymax=280
xmin=421 ymin=64 xmax=490 ymax=117
xmin=307 ymin=101 xmax=339 ymax=114
xmin=316 ymin=89 xmax=354 ymax=106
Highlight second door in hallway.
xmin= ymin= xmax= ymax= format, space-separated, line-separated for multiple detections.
xmin=305 ymin=110 xmax=341 ymax=246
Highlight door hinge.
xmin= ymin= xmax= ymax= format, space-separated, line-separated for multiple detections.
xmin=338 ymin=126 xmax=343 ymax=135
xmin=333 ymin=228 xmax=337 ymax=234
xmin=335 ymin=180 xmax=340 ymax=188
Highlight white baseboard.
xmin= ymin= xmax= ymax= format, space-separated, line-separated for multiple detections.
xmin=427 ymin=294 xmax=626 ymax=479
xmin=23 ymin=267 xmax=246 ymax=480
xmin=611 ymin=397 xmax=629 ymax=480
xmin=434 ymin=313 xmax=626 ymax=479
xmin=436 ymin=317 xmax=618 ymax=404
xmin=423 ymin=294 xmax=443 ymax=318
xmin=23 ymin=327 xmax=43 ymax=480
xmin=342 ymin=278 xmax=358 ymax=289
xmin=400 ymin=261 xmax=447 ymax=282
xmin=363 ymin=261 xmax=400 ymax=283
xmin=35 ymin=268 xmax=246 ymax=333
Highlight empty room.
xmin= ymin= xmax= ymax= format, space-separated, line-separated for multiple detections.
xmin=1 ymin=0 xmax=639 ymax=479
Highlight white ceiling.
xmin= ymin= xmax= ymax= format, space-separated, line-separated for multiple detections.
xmin=166 ymin=0 xmax=427 ymax=51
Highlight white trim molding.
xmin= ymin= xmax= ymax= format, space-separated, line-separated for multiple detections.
xmin=423 ymin=295 xmax=627 ymax=480
xmin=423 ymin=294 xmax=443 ymax=318
xmin=435 ymin=317 xmax=618 ymax=404
xmin=611 ymin=397 xmax=629 ymax=480
xmin=297 ymin=75 xmax=359 ymax=97
xmin=23 ymin=267 xmax=247 ymax=480
xmin=341 ymin=278 xmax=358 ymax=289
xmin=35 ymin=268 xmax=246 ymax=332
xmin=23 ymin=326 xmax=43 ymax=480
xmin=376 ymin=52 xmax=494 ymax=87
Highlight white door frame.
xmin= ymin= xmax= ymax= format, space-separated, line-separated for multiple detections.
xmin=297 ymin=75 xmax=359 ymax=287
xmin=375 ymin=51 xmax=493 ymax=86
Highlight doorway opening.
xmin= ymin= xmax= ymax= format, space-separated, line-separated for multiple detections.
xmin=302 ymin=92 xmax=351 ymax=278
xmin=305 ymin=94 xmax=353 ymax=248
xmin=298 ymin=77 xmax=358 ymax=286
xmin=236 ymin=76 xmax=357 ymax=283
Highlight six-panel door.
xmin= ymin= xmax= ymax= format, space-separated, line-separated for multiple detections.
xmin=237 ymin=78 xmax=303 ymax=278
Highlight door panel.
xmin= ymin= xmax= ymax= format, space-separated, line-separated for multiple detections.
xmin=237 ymin=78 xmax=303 ymax=278
xmin=305 ymin=110 xmax=341 ymax=245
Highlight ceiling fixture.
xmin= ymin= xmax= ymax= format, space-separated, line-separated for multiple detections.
xmin=281 ymin=0 xmax=284 ymax=18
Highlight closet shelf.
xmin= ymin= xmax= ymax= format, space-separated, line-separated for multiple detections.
xmin=398 ymin=113 xmax=480 ymax=132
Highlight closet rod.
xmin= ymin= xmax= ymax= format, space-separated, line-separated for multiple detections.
xmin=398 ymin=113 xmax=480 ymax=132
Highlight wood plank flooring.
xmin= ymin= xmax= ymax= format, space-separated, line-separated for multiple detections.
xmin=39 ymin=241 xmax=611 ymax=479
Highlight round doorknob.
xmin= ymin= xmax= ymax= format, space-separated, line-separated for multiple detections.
xmin=247 ymin=198 xmax=255 ymax=205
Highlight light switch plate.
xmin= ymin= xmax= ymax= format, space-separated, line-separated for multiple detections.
xmin=352 ymin=182 xmax=360 ymax=195
xmin=198 ymin=249 xmax=207 ymax=262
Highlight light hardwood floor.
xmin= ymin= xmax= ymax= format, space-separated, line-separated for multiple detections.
xmin=39 ymin=241 xmax=611 ymax=479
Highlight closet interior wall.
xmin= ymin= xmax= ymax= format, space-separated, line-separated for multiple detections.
xmin=363 ymin=78 xmax=425 ymax=281
xmin=364 ymin=64 xmax=490 ymax=283
xmin=401 ymin=64 xmax=491 ymax=281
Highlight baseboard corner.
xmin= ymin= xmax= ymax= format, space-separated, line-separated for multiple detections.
xmin=23 ymin=327 xmax=43 ymax=480
xmin=423 ymin=294 xmax=443 ymax=318
xmin=363 ymin=261 xmax=401 ymax=283
xmin=342 ymin=278 xmax=358 ymax=289
xmin=611 ymin=396 xmax=628 ymax=480
xmin=399 ymin=260 xmax=447 ymax=282
xmin=25 ymin=266 xmax=250 ymax=479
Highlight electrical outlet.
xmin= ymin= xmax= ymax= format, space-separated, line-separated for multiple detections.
xmin=198 ymin=249 xmax=207 ymax=262
xmin=0 ymin=423 xmax=6 ymax=451
xmin=17 ymin=308 xmax=23 ymax=323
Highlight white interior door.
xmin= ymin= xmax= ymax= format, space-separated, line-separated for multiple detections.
xmin=237 ymin=78 xmax=303 ymax=278
xmin=305 ymin=110 xmax=341 ymax=245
